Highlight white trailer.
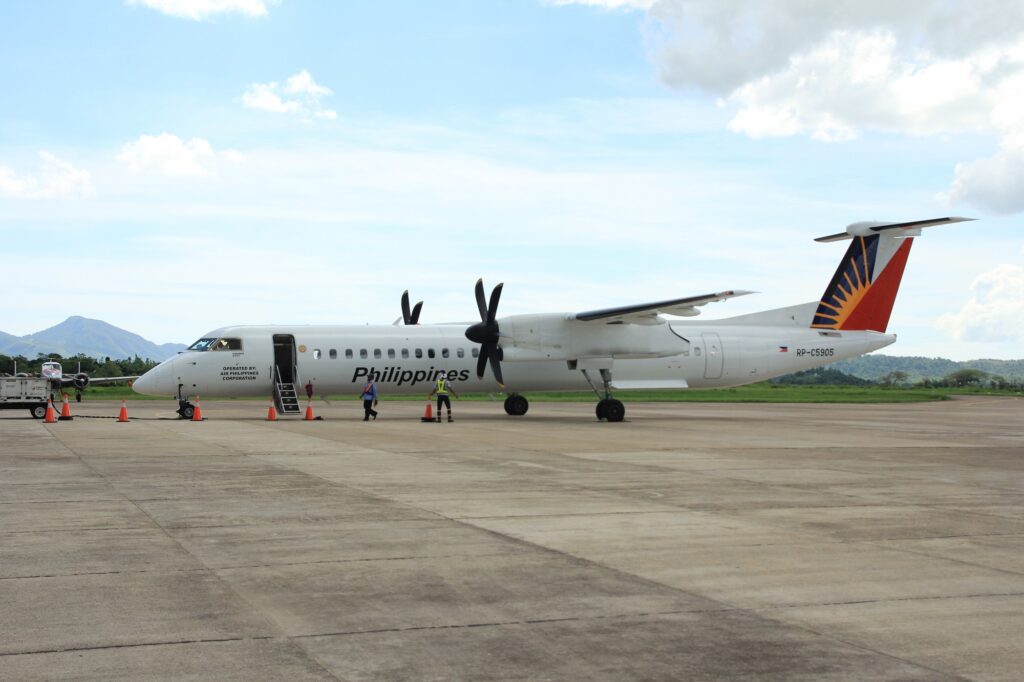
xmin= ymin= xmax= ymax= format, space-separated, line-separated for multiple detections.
xmin=0 ymin=377 xmax=53 ymax=418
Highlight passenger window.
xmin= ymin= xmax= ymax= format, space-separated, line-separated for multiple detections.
xmin=695 ymin=347 xmax=702 ymax=356
xmin=374 ymin=349 xmax=382 ymax=359
xmin=442 ymin=348 xmax=449 ymax=359
xmin=345 ymin=349 xmax=353 ymax=359
xmin=388 ymin=349 xmax=396 ymax=359
xmin=313 ymin=349 xmax=321 ymax=360
xmin=329 ymin=349 xmax=337 ymax=359
xmin=401 ymin=349 xmax=409 ymax=359
xmin=211 ymin=338 xmax=242 ymax=351
xmin=415 ymin=349 xmax=422 ymax=359
xmin=428 ymin=349 xmax=435 ymax=359
xmin=360 ymin=349 xmax=368 ymax=359
xmin=457 ymin=348 xmax=464 ymax=358
xmin=471 ymin=347 xmax=479 ymax=358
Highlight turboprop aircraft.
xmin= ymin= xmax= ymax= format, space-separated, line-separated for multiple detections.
xmin=39 ymin=360 xmax=138 ymax=401
xmin=133 ymin=217 xmax=972 ymax=421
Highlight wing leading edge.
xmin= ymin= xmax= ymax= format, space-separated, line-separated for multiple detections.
xmin=574 ymin=290 xmax=754 ymax=325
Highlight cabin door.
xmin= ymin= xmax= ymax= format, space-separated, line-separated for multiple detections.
xmin=702 ymin=332 xmax=724 ymax=379
xmin=272 ymin=335 xmax=297 ymax=384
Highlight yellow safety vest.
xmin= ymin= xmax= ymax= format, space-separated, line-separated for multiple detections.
xmin=436 ymin=378 xmax=448 ymax=395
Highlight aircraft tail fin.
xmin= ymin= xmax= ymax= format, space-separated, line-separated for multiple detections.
xmin=810 ymin=217 xmax=973 ymax=332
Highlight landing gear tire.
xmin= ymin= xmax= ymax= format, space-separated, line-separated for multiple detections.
xmin=30 ymin=404 xmax=47 ymax=419
xmin=178 ymin=402 xmax=195 ymax=420
xmin=504 ymin=394 xmax=529 ymax=416
xmin=596 ymin=398 xmax=625 ymax=422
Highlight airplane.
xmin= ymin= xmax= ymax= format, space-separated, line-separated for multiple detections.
xmin=38 ymin=360 xmax=138 ymax=401
xmin=133 ymin=217 xmax=973 ymax=421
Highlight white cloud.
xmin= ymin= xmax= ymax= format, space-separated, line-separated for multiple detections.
xmin=947 ymin=134 xmax=1024 ymax=213
xmin=242 ymin=70 xmax=337 ymax=120
xmin=937 ymin=263 xmax=1024 ymax=342
xmin=0 ymin=151 xmax=94 ymax=199
xmin=126 ymin=0 xmax=268 ymax=21
xmin=117 ymin=133 xmax=241 ymax=177
xmin=627 ymin=0 xmax=1024 ymax=213
xmin=548 ymin=0 xmax=655 ymax=10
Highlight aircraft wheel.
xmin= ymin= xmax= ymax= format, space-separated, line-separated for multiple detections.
xmin=595 ymin=399 xmax=609 ymax=421
xmin=30 ymin=404 xmax=47 ymax=419
xmin=605 ymin=399 xmax=625 ymax=423
xmin=75 ymin=392 xmax=82 ymax=403
xmin=507 ymin=394 xmax=528 ymax=416
xmin=179 ymin=404 xmax=195 ymax=420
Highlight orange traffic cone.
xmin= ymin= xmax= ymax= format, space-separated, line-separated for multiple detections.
xmin=59 ymin=393 xmax=72 ymax=420
xmin=421 ymin=402 xmax=434 ymax=422
xmin=266 ymin=399 xmax=278 ymax=421
xmin=117 ymin=400 xmax=129 ymax=422
xmin=192 ymin=396 xmax=203 ymax=422
xmin=44 ymin=398 xmax=57 ymax=423
xmin=304 ymin=400 xmax=315 ymax=421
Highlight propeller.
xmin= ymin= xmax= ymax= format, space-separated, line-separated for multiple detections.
xmin=464 ymin=279 xmax=504 ymax=387
xmin=401 ymin=290 xmax=423 ymax=325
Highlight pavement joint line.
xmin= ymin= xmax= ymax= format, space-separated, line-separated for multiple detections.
xmin=764 ymin=590 xmax=1024 ymax=610
xmin=1 ymin=525 xmax=156 ymax=535
xmin=293 ymin=608 xmax=732 ymax=640
xmin=0 ymin=634 xmax=278 ymax=658
xmin=0 ymin=567 xmax=210 ymax=581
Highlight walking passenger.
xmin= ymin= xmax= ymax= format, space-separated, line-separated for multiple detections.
xmin=361 ymin=374 xmax=379 ymax=421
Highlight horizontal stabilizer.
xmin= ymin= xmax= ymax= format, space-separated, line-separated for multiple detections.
xmin=815 ymin=216 xmax=974 ymax=243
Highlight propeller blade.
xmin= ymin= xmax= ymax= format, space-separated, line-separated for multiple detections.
xmin=487 ymin=283 xmax=503 ymax=325
xmin=474 ymin=279 xmax=488 ymax=322
xmin=410 ymin=301 xmax=423 ymax=325
xmin=488 ymin=347 xmax=504 ymax=386
xmin=476 ymin=346 xmax=489 ymax=379
xmin=401 ymin=290 xmax=412 ymax=325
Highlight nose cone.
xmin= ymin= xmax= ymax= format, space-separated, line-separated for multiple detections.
xmin=134 ymin=358 xmax=177 ymax=396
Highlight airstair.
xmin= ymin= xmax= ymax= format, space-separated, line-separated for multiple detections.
xmin=273 ymin=367 xmax=302 ymax=415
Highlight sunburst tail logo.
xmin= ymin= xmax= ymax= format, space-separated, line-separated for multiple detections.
xmin=811 ymin=234 xmax=914 ymax=333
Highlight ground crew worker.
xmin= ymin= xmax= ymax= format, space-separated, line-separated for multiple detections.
xmin=427 ymin=372 xmax=459 ymax=422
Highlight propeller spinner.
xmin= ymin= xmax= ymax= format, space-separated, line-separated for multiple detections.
xmin=465 ymin=279 xmax=504 ymax=387
xmin=401 ymin=290 xmax=423 ymax=325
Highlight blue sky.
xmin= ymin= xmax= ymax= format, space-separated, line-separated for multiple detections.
xmin=1 ymin=0 xmax=1022 ymax=359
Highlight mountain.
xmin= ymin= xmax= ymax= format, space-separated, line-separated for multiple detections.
xmin=0 ymin=316 xmax=185 ymax=361
xmin=833 ymin=355 xmax=1024 ymax=382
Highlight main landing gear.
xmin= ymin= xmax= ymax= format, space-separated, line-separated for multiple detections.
xmin=504 ymin=393 xmax=529 ymax=416
xmin=581 ymin=368 xmax=625 ymax=422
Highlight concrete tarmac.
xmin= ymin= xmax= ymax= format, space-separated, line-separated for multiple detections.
xmin=2 ymin=396 xmax=1023 ymax=680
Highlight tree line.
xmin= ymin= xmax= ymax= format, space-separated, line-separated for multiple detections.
xmin=774 ymin=367 xmax=1023 ymax=390
xmin=0 ymin=353 xmax=159 ymax=377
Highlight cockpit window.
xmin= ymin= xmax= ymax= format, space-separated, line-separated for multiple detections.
xmin=188 ymin=338 xmax=218 ymax=351
xmin=211 ymin=338 xmax=243 ymax=351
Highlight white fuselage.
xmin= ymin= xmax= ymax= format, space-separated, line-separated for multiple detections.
xmin=133 ymin=307 xmax=895 ymax=399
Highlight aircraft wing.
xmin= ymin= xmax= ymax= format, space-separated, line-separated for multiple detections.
xmin=86 ymin=375 xmax=139 ymax=385
xmin=60 ymin=374 xmax=139 ymax=388
xmin=575 ymin=290 xmax=754 ymax=324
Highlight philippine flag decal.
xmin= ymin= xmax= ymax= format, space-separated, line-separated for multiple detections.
xmin=779 ymin=346 xmax=789 ymax=353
